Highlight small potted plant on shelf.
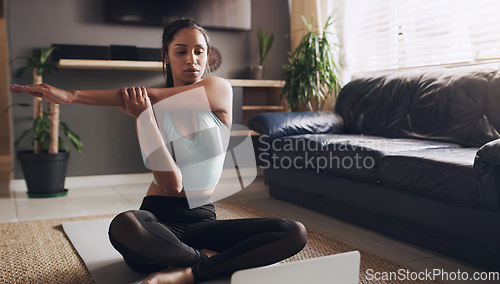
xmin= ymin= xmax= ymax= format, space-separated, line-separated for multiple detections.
xmin=281 ymin=15 xmax=342 ymax=111
xmin=249 ymin=25 xmax=274 ymax=79
xmin=10 ymin=47 xmax=83 ymax=197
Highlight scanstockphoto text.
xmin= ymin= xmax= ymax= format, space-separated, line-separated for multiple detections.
xmin=256 ymin=135 xmax=381 ymax=173
xmin=365 ymin=268 xmax=500 ymax=282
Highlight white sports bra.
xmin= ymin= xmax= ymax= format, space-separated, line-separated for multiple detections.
xmin=149 ymin=110 xmax=230 ymax=191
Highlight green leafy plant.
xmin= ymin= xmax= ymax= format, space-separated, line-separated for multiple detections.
xmin=16 ymin=47 xmax=59 ymax=78
xmin=1 ymin=102 xmax=84 ymax=153
xmin=6 ymin=105 xmax=83 ymax=152
xmin=10 ymin=46 xmax=83 ymax=153
xmin=257 ymin=26 xmax=274 ymax=66
xmin=281 ymin=15 xmax=341 ymax=111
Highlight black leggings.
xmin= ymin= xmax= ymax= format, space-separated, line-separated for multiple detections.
xmin=108 ymin=196 xmax=307 ymax=282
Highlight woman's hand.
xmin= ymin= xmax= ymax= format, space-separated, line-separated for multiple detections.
xmin=118 ymin=86 xmax=152 ymax=118
xmin=9 ymin=83 xmax=76 ymax=104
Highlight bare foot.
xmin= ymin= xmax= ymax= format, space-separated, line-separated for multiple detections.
xmin=200 ymin=248 xmax=219 ymax=257
xmin=141 ymin=267 xmax=194 ymax=284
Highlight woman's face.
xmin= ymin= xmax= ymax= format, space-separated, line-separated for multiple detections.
xmin=166 ymin=28 xmax=208 ymax=86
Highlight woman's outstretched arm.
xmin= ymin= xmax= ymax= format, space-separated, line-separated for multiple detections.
xmin=9 ymin=83 xmax=123 ymax=106
xmin=10 ymin=76 xmax=232 ymax=115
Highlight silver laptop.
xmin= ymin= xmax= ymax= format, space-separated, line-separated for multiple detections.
xmin=231 ymin=251 xmax=360 ymax=284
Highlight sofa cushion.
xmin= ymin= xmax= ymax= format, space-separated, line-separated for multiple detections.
xmin=269 ymin=134 xmax=461 ymax=183
xmin=474 ymin=138 xmax=500 ymax=209
xmin=260 ymin=134 xmax=322 ymax=168
xmin=335 ymin=66 xmax=500 ymax=147
xmin=379 ymin=148 xmax=480 ymax=208
xmin=248 ymin=111 xmax=344 ymax=140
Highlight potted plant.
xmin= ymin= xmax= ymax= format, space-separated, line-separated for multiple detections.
xmin=249 ymin=25 xmax=274 ymax=79
xmin=281 ymin=15 xmax=342 ymax=111
xmin=11 ymin=47 xmax=83 ymax=197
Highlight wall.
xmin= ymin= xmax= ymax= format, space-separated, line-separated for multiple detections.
xmin=1 ymin=0 xmax=12 ymax=184
xmin=7 ymin=0 xmax=290 ymax=178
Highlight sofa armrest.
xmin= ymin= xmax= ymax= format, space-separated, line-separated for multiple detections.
xmin=248 ymin=111 xmax=344 ymax=140
xmin=474 ymin=138 xmax=500 ymax=210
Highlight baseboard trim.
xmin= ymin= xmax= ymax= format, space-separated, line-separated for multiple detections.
xmin=9 ymin=168 xmax=263 ymax=192
xmin=10 ymin=172 xmax=154 ymax=192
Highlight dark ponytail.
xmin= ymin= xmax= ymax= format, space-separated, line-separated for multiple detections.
xmin=161 ymin=18 xmax=211 ymax=87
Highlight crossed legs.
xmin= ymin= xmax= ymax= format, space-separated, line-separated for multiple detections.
xmin=108 ymin=197 xmax=307 ymax=283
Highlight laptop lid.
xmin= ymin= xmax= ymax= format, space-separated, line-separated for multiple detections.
xmin=231 ymin=251 xmax=360 ymax=284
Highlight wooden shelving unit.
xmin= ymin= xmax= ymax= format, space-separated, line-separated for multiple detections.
xmin=230 ymin=129 xmax=260 ymax=136
xmin=56 ymin=59 xmax=286 ymax=135
xmin=235 ymin=82 xmax=285 ymax=127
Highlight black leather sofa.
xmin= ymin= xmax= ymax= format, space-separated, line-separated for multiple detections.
xmin=248 ymin=65 xmax=500 ymax=271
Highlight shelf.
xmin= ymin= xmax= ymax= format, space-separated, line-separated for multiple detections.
xmin=57 ymin=59 xmax=284 ymax=87
xmin=230 ymin=130 xmax=260 ymax=136
xmin=58 ymin=60 xmax=279 ymax=81
xmin=56 ymin=59 xmax=286 ymax=125
xmin=57 ymin=59 xmax=163 ymax=71
xmin=227 ymin=79 xmax=284 ymax=88
xmin=241 ymin=105 xmax=285 ymax=111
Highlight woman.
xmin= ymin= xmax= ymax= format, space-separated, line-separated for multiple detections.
xmin=11 ymin=18 xmax=307 ymax=284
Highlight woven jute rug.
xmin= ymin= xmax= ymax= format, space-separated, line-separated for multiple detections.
xmin=0 ymin=202 xmax=445 ymax=284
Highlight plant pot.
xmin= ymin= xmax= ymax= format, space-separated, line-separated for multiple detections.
xmin=248 ymin=65 xmax=264 ymax=79
xmin=17 ymin=151 xmax=70 ymax=198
